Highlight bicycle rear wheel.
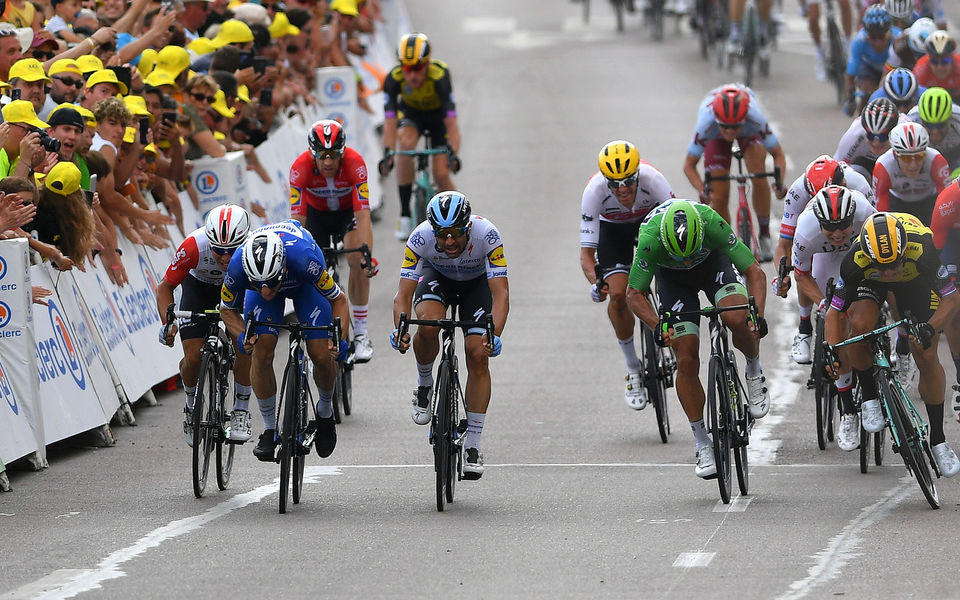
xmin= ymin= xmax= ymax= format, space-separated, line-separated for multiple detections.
xmin=445 ymin=369 xmax=460 ymax=504
xmin=216 ymin=368 xmax=235 ymax=491
xmin=881 ymin=375 xmax=939 ymax=509
xmin=874 ymin=428 xmax=885 ymax=465
xmin=192 ymin=354 xmax=216 ymax=498
xmin=813 ymin=316 xmax=836 ymax=449
xmin=643 ymin=324 xmax=670 ymax=444
xmin=413 ymin=180 xmax=430 ymax=226
xmin=434 ymin=361 xmax=452 ymax=512
xmin=708 ymin=355 xmax=732 ymax=503
xmin=826 ymin=17 xmax=846 ymax=105
xmin=742 ymin=3 xmax=758 ymax=86
xmin=737 ymin=198 xmax=758 ymax=259
xmin=729 ymin=362 xmax=750 ymax=496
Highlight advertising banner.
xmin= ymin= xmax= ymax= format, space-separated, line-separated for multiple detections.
xmin=186 ymin=151 xmax=249 ymax=231
xmin=315 ymin=67 xmax=359 ymax=142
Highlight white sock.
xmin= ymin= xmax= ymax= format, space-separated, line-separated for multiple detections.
xmin=690 ymin=419 xmax=711 ymax=448
xmin=316 ymin=389 xmax=333 ymax=419
xmin=233 ymin=383 xmax=251 ymax=412
xmin=465 ymin=411 xmax=485 ymax=450
xmin=352 ymin=305 xmax=368 ymax=336
xmin=618 ymin=335 xmax=642 ymax=374
xmin=745 ymin=354 xmax=761 ymax=378
xmin=258 ymin=395 xmax=276 ymax=430
xmin=184 ymin=385 xmax=197 ymax=411
xmin=417 ymin=361 xmax=434 ymax=388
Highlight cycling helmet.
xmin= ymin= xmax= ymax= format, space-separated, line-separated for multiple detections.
xmin=917 ymin=86 xmax=954 ymax=125
xmin=859 ymin=212 xmax=906 ymax=265
xmin=712 ymin=84 xmax=750 ymax=124
xmin=308 ymin=119 xmax=345 ymax=155
xmin=883 ymin=0 xmax=912 ymax=21
xmin=907 ymin=18 xmax=937 ymax=54
xmin=204 ymin=203 xmax=250 ymax=249
xmin=397 ymin=32 xmax=430 ymax=66
xmin=925 ymin=30 xmax=957 ymax=58
xmin=598 ymin=140 xmax=640 ymax=180
xmin=860 ymin=97 xmax=898 ymax=135
xmin=659 ymin=200 xmax=704 ymax=258
xmin=426 ymin=191 xmax=471 ymax=229
xmin=882 ymin=68 xmax=918 ymax=105
xmin=241 ymin=230 xmax=285 ymax=282
xmin=889 ymin=121 xmax=929 ymax=153
xmin=812 ymin=185 xmax=856 ymax=228
xmin=804 ymin=155 xmax=845 ymax=196
xmin=862 ymin=5 xmax=891 ymax=36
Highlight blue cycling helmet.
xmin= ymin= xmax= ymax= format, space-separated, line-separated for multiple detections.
xmin=862 ymin=5 xmax=891 ymax=36
xmin=427 ymin=191 xmax=472 ymax=229
xmin=882 ymin=68 xmax=918 ymax=105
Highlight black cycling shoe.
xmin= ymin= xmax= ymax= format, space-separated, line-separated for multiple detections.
xmin=314 ymin=416 xmax=337 ymax=458
xmin=253 ymin=429 xmax=278 ymax=462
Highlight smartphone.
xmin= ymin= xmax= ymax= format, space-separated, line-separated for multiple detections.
xmin=259 ymin=87 xmax=272 ymax=106
xmin=252 ymin=57 xmax=269 ymax=75
xmin=108 ymin=66 xmax=132 ymax=93
xmin=87 ymin=174 xmax=97 ymax=205
xmin=139 ymin=117 xmax=149 ymax=144
xmin=83 ymin=190 xmax=95 ymax=205
xmin=10 ymin=88 xmax=20 ymax=100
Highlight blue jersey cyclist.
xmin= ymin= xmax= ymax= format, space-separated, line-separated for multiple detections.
xmin=846 ymin=5 xmax=901 ymax=115
xmin=219 ymin=219 xmax=351 ymax=463
xmin=868 ymin=67 xmax=925 ymax=113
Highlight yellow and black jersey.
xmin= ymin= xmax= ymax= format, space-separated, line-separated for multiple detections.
xmin=383 ymin=60 xmax=456 ymax=115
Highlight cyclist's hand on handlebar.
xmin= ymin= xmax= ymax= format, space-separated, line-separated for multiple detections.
xmin=389 ymin=328 xmax=411 ymax=352
xmin=656 ymin=325 xmax=674 ymax=347
xmin=823 ymin=344 xmax=841 ymax=380
xmin=378 ymin=147 xmax=394 ymax=176
xmin=158 ymin=323 xmax=176 ymax=346
xmin=484 ymin=334 xmax=502 ymax=357
xmin=237 ymin=331 xmax=257 ymax=355
xmin=334 ymin=338 xmax=350 ymax=361
xmin=590 ymin=282 xmax=606 ymax=303
xmin=364 ymin=256 xmax=379 ymax=277
xmin=912 ymin=322 xmax=936 ymax=349
xmin=773 ymin=181 xmax=788 ymax=199
xmin=448 ymin=149 xmax=461 ymax=174
xmin=771 ymin=275 xmax=791 ymax=297
xmin=750 ymin=315 xmax=769 ymax=338
xmin=698 ymin=188 xmax=708 ymax=204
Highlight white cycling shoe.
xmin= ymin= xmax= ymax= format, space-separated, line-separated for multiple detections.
xmin=395 ymin=216 xmax=412 ymax=240
xmin=792 ymin=332 xmax=812 ymax=364
xmin=411 ymin=386 xmax=432 ymax=425
xmin=624 ymin=372 xmax=647 ymax=410
xmin=353 ymin=333 xmax=373 ymax=363
xmin=932 ymin=442 xmax=960 ymax=478
xmin=837 ymin=414 xmax=860 ymax=452
xmin=229 ymin=409 xmax=252 ymax=443
xmin=695 ymin=445 xmax=716 ymax=479
xmin=745 ymin=373 xmax=770 ymax=418
xmin=860 ymin=399 xmax=885 ymax=433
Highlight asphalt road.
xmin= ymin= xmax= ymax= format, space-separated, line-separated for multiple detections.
xmin=4 ymin=2 xmax=960 ymax=599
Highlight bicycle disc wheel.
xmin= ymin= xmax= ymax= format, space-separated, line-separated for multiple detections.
xmin=643 ymin=325 xmax=670 ymax=443
xmin=192 ymin=355 xmax=215 ymax=498
xmin=341 ymin=362 xmax=352 ymax=416
xmin=434 ymin=362 xmax=451 ymax=512
xmin=881 ymin=375 xmax=939 ymax=509
xmin=708 ymin=355 xmax=732 ymax=503
xmin=445 ymin=372 xmax=459 ymax=504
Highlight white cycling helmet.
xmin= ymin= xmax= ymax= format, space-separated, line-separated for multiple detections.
xmin=889 ymin=122 xmax=930 ymax=154
xmin=907 ymin=18 xmax=937 ymax=55
xmin=884 ymin=0 xmax=912 ymax=20
xmin=241 ymin=230 xmax=285 ymax=282
xmin=812 ymin=185 xmax=856 ymax=228
xmin=204 ymin=204 xmax=250 ymax=249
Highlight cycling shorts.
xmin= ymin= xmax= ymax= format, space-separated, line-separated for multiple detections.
xmin=939 ymin=229 xmax=960 ymax=280
xmin=889 ymin=193 xmax=937 ymax=227
xmin=597 ymin=220 xmax=641 ymax=276
xmin=242 ymin=284 xmax=335 ymax=341
xmin=397 ymin=105 xmax=449 ymax=149
xmin=178 ymin=274 xmax=221 ymax=340
xmin=305 ymin=206 xmax=357 ymax=249
xmin=655 ymin=251 xmax=748 ymax=338
xmin=849 ymin=281 xmax=940 ymax=322
xmin=413 ymin=264 xmax=492 ymax=336
xmin=703 ymin=136 xmax=763 ymax=172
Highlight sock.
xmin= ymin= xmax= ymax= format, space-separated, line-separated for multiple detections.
xmin=855 ymin=369 xmax=877 ymax=401
xmin=745 ymin=354 xmax=761 ymax=378
xmin=316 ymin=389 xmax=333 ymax=419
xmin=465 ymin=411 xmax=485 ymax=450
xmin=399 ymin=184 xmax=413 ymax=217
xmin=233 ymin=383 xmax=251 ymax=412
xmin=690 ymin=419 xmax=711 ymax=448
xmin=926 ymin=402 xmax=945 ymax=446
xmin=757 ymin=216 xmax=770 ymax=238
xmin=837 ymin=372 xmax=855 ymax=414
xmin=417 ymin=361 xmax=434 ymax=388
xmin=258 ymin=394 xmax=276 ymax=430
xmin=184 ymin=385 xmax=197 ymax=411
xmin=798 ymin=314 xmax=813 ymax=335
xmin=619 ymin=335 xmax=642 ymax=374
xmin=352 ymin=305 xmax=368 ymax=336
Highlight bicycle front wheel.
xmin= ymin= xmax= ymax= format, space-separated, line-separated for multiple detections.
xmin=729 ymin=364 xmax=750 ymax=496
xmin=708 ymin=355 xmax=732 ymax=504
xmin=445 ymin=370 xmax=460 ymax=504
xmin=278 ymin=359 xmax=299 ymax=514
xmin=736 ymin=199 xmax=758 ymax=259
xmin=643 ymin=324 xmax=670 ymax=443
xmin=216 ymin=365 xmax=235 ymax=490
xmin=826 ymin=17 xmax=846 ymax=105
xmin=742 ymin=2 xmax=758 ymax=86
xmin=434 ymin=361 xmax=452 ymax=512
xmin=813 ymin=316 xmax=836 ymax=450
xmin=192 ymin=354 xmax=216 ymax=498
xmin=341 ymin=361 xmax=352 ymax=416
xmin=881 ymin=374 xmax=939 ymax=509
xmin=292 ymin=385 xmax=307 ymax=505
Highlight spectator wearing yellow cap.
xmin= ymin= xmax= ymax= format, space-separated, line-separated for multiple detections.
xmin=81 ymin=69 xmax=127 ymax=111
xmin=8 ymin=58 xmax=51 ymax=115
xmin=182 ymin=74 xmax=225 ymax=158
xmin=209 ymin=19 xmax=254 ymax=51
xmin=268 ymin=12 xmax=300 ymax=39
xmin=153 ymin=45 xmax=192 ymax=89
xmin=32 ymin=161 xmax=98 ymax=266
xmin=76 ymin=54 xmax=103 ymax=78
xmin=40 ymin=59 xmax=83 ymax=120
xmin=0 ymin=100 xmax=49 ymax=179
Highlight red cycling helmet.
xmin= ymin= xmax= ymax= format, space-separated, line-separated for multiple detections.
xmin=712 ymin=85 xmax=750 ymax=124
xmin=803 ymin=155 xmax=844 ymax=196
xmin=308 ymin=119 xmax=345 ymax=155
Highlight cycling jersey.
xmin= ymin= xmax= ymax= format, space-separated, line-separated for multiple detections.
xmin=289 ymin=147 xmax=370 ymax=217
xmin=886 ymin=33 xmax=919 ymax=71
xmin=686 ymin=86 xmax=780 ymax=159
xmin=913 ymin=54 xmax=960 ymax=102
xmin=579 ymin=161 xmax=675 ymax=249
xmin=164 ymin=227 xmax=231 ymax=286
xmin=906 ymin=104 xmax=960 ymax=168
xmin=931 ymin=179 xmax=960 ymax=249
xmin=628 ymin=200 xmax=755 ymax=293
xmin=847 ymin=28 xmax=901 ymax=79
xmin=873 ymin=148 xmax=951 ymax=212
xmin=831 ymin=212 xmax=956 ymax=312
xmin=834 ymin=113 xmax=911 ymax=179
xmin=792 ymin=189 xmax=876 ymax=275
xmin=383 ymin=59 xmax=456 ymax=117
xmin=401 ymin=215 xmax=507 ymax=283
xmin=780 ymin=165 xmax=875 ymax=240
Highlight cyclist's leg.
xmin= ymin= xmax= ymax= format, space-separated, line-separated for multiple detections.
xmin=703 ymin=139 xmax=733 ymax=224
xmin=845 ymin=291 xmax=883 ymax=424
xmin=292 ymin=284 xmax=338 ymax=414
xmin=244 ymin=289 xmax=283 ymax=429
xmin=427 ymin=116 xmax=454 ymax=192
xmin=837 ymin=0 xmax=852 ymax=40
xmin=341 ymin=215 xmax=371 ymax=335
xmin=805 ymin=0 xmax=821 ymax=47
xmin=742 ymin=137 xmax=771 ymax=238
xmin=895 ymin=285 xmax=948 ymax=445
xmin=396 ymin=110 xmax=421 ymax=221
xmin=177 ymin=276 xmax=221 ymax=409
xmin=598 ymin=221 xmax=644 ymax=378
xmin=412 ymin=265 xmax=449 ymax=391
xmin=727 ymin=0 xmax=745 ymax=42
xmin=941 ymin=233 xmax=960 ymax=421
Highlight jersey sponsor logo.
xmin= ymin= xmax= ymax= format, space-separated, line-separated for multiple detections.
xmin=358 ymin=181 xmax=369 ymax=201
xmin=290 ymin=168 xmax=301 ymax=182
xmin=939 ymin=202 xmax=956 ymax=216
xmin=728 ymin=233 xmax=737 ymax=246
xmin=307 ymin=260 xmax=322 ymax=276
xmin=485 ymin=229 xmax=500 ymax=245
xmin=402 ymin=246 xmax=419 ymax=269
xmin=939 ymin=265 xmax=949 ymax=279
xmin=290 ymin=187 xmax=301 ymax=206
xmin=410 ymin=231 xmax=426 ymax=248
xmin=223 ymin=274 xmax=235 ymax=288
xmin=221 ymin=286 xmax=235 ymax=304
xmin=487 ymin=245 xmax=506 ymax=267
xmin=581 ymin=214 xmax=594 ymax=222
xmin=316 ymin=270 xmax=336 ymax=293
xmin=938 ymin=164 xmax=951 ymax=181
xmin=356 ymin=165 xmax=367 ymax=180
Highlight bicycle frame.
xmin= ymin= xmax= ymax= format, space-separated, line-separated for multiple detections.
xmin=387 ymin=145 xmax=451 ymax=224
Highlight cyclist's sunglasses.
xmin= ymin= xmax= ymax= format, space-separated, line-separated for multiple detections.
xmin=895 ymin=151 xmax=925 ymax=162
xmin=313 ymin=149 xmax=342 ymax=161
xmin=211 ymin=245 xmax=234 ymax=256
xmin=718 ymin=122 xmax=744 ymax=130
xmin=931 ymin=56 xmax=953 ymax=66
xmin=820 ymin=218 xmax=854 ymax=232
xmin=257 ymin=274 xmax=283 ymax=289
xmin=606 ymin=173 xmax=639 ymax=189
xmin=433 ymin=225 xmax=468 ymax=239
xmin=872 ymin=257 xmax=904 ymax=272
xmin=868 ymin=32 xmax=888 ymax=42
xmin=402 ymin=62 xmax=427 ymax=74
xmin=866 ymin=132 xmax=889 ymax=142
xmin=922 ymin=121 xmax=948 ymax=130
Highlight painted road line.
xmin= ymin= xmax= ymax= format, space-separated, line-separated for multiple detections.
xmin=673 ymin=552 xmax=716 ymax=568
xmin=712 ymin=495 xmax=753 ymax=512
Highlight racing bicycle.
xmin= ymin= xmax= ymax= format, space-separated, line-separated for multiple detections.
xmin=696 ymin=0 xmax=730 ymax=66
xmin=822 ymin=0 xmax=847 ymax=105
xmin=397 ymin=310 xmax=495 ymax=512
xmin=386 ymin=138 xmax=452 ymax=228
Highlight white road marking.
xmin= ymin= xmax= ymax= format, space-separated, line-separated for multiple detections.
xmin=774 ymin=478 xmax=915 ymax=600
xmin=673 ymin=552 xmax=716 ymax=568
xmin=712 ymin=495 xmax=753 ymax=512
xmin=461 ymin=17 xmax=516 ymax=34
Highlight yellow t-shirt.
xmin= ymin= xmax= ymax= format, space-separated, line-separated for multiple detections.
xmin=2 ymin=1 xmax=36 ymax=28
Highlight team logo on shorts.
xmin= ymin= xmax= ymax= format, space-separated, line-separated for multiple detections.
xmin=487 ymin=245 xmax=506 ymax=268
xmin=402 ymin=246 xmax=419 ymax=269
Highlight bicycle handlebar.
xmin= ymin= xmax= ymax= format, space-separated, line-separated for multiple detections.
xmin=165 ymin=302 xmax=222 ymax=326
xmin=704 ymin=166 xmax=782 ymax=198
xmin=823 ymin=311 xmax=921 ymax=372
xmin=244 ymin=313 xmax=342 ymax=345
xmin=396 ymin=311 xmax=495 ymax=356
xmin=657 ymin=297 xmax=759 ymax=339
xmin=385 ymin=148 xmax=451 ymax=158
xmin=321 ymin=242 xmax=374 ymax=276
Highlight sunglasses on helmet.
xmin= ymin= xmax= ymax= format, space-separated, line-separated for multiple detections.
xmin=605 ymin=173 xmax=639 ymax=190
xmin=433 ymin=225 xmax=468 ymax=239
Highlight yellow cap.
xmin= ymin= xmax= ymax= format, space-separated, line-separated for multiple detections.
xmin=210 ymin=89 xmax=236 ymax=118
xmin=213 ymin=130 xmax=226 ymax=140
xmin=237 ymin=84 xmax=250 ymax=103
xmin=76 ymin=54 xmax=104 ymax=75
xmin=48 ymin=59 xmax=82 ymax=77
xmin=144 ymin=142 xmax=159 ymax=155
xmin=144 ymin=69 xmax=178 ymax=90
xmin=45 ymin=161 xmax=82 ymax=196
xmin=227 ymin=0 xmax=243 ymax=9
xmin=8 ymin=58 xmax=51 ymax=83
xmin=210 ymin=19 xmax=254 ymax=48
xmin=330 ymin=0 xmax=359 ymax=17
xmin=2 ymin=100 xmax=48 ymax=129
xmin=75 ymin=105 xmax=97 ymax=128
xmin=123 ymin=126 xmax=136 ymax=144
xmin=85 ymin=69 xmax=128 ymax=95
xmin=123 ymin=95 xmax=155 ymax=123
xmin=0 ymin=80 xmax=9 ymax=90
xmin=268 ymin=12 xmax=300 ymax=38
xmin=137 ymin=49 xmax=157 ymax=79
xmin=154 ymin=45 xmax=191 ymax=78
xmin=187 ymin=37 xmax=217 ymax=56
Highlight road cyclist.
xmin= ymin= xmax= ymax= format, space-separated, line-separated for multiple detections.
xmin=868 ymin=67 xmax=924 ymax=113
xmin=290 ymin=119 xmax=379 ymax=364
xmin=929 ymin=180 xmax=960 ymax=423
xmin=844 ymin=4 xmax=899 ymax=116
xmin=834 ymin=96 xmax=906 ymax=180
xmin=157 ymin=204 xmax=253 ymax=446
xmin=389 ymin=191 xmax=509 ymax=480
xmin=913 ymin=31 xmax=960 ymax=103
xmin=802 ymin=0 xmax=853 ymax=81
xmin=626 ymin=199 xmax=770 ymax=479
xmin=906 ymin=87 xmax=960 ymax=178
xmin=873 ymin=121 xmax=952 ymax=226
xmin=885 ymin=16 xmax=936 ymax=73
xmin=219 ymin=220 xmax=351 ymax=463
xmin=580 ymin=140 xmax=675 ymax=411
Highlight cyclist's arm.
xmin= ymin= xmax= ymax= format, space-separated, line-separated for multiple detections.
xmin=930 ymin=184 xmax=960 ymax=249
xmin=354 ymin=208 xmax=373 ymax=253
xmin=329 ymin=288 xmax=351 ymax=342
xmin=742 ymin=261 xmax=767 ymax=317
xmin=794 ymin=269 xmax=824 ymax=306
xmin=219 ymin=304 xmax=245 ymax=340
xmin=443 ymin=115 xmax=460 ymax=156
xmin=156 ymin=278 xmax=177 ymax=323
xmin=872 ymin=161 xmax=891 ymax=212
xmin=626 ymin=287 xmax=658 ymax=332
xmin=928 ymin=289 xmax=959 ymax=333
xmin=768 ymin=144 xmax=787 ymax=196
xmin=392 ymin=277 xmax=417 ymax=326
xmin=683 ymin=153 xmax=704 ymax=195
xmin=932 ymin=152 xmax=952 ymax=192
xmin=381 ymin=116 xmax=398 ymax=152
xmin=489 ymin=275 xmax=509 ymax=337
xmin=580 ymin=246 xmax=598 ymax=284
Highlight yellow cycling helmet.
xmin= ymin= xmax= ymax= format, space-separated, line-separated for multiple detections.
xmin=398 ymin=33 xmax=430 ymax=66
xmin=860 ymin=212 xmax=906 ymax=265
xmin=598 ymin=140 xmax=640 ymax=181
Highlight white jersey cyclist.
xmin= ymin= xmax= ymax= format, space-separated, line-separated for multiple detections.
xmin=780 ymin=164 xmax=874 ymax=241
xmin=165 ymin=227 xmax=230 ymax=286
xmin=873 ymin=147 xmax=952 ymax=208
xmin=834 ymin=111 xmax=910 ymax=179
xmin=579 ymin=160 xmax=674 ymax=249
xmin=401 ymin=215 xmax=508 ymax=282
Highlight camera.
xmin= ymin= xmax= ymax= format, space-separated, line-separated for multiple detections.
xmin=38 ymin=131 xmax=61 ymax=153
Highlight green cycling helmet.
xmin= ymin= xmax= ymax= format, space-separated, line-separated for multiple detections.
xmin=660 ymin=200 xmax=704 ymax=258
xmin=918 ymin=87 xmax=953 ymax=125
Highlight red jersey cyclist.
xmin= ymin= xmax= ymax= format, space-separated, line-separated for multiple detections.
xmin=157 ymin=204 xmax=254 ymax=446
xmin=913 ymin=31 xmax=960 ymax=104
xmin=290 ymin=119 xmax=378 ymax=363
xmin=873 ymin=121 xmax=952 ymax=225
xmin=580 ymin=140 xmax=674 ymax=410
xmin=929 ymin=180 xmax=960 ymax=423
